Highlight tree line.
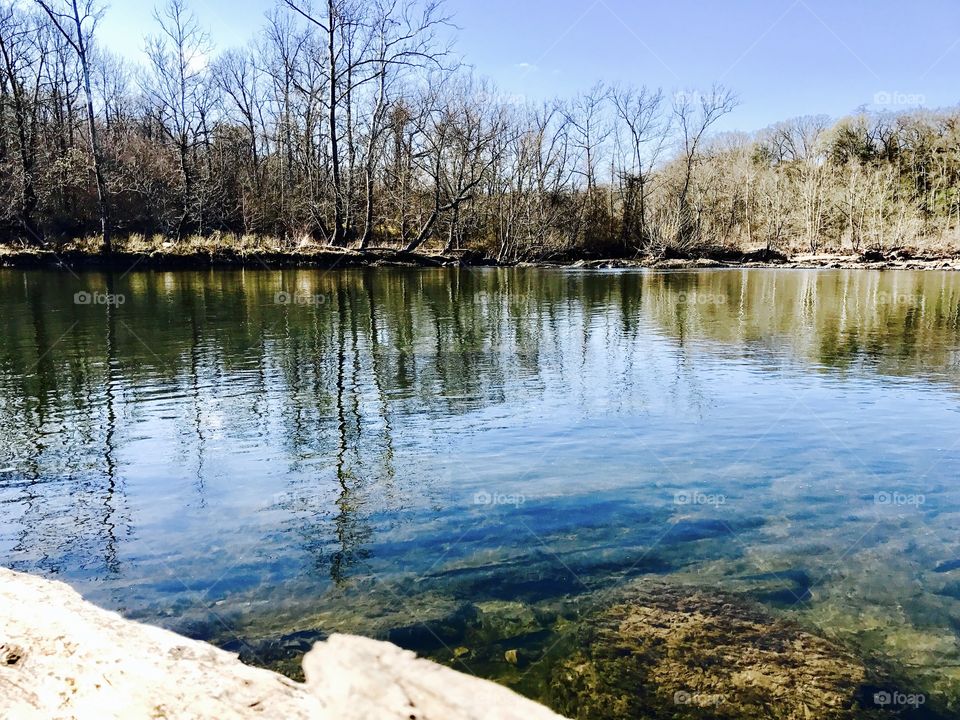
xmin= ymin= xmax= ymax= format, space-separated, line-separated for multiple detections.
xmin=2 ymin=0 xmax=959 ymax=259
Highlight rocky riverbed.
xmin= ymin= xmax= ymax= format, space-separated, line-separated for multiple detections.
xmin=548 ymin=582 xmax=908 ymax=719
xmin=1 ymin=568 xmax=949 ymax=719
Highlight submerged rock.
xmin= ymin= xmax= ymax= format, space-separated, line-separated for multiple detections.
xmin=735 ymin=568 xmax=814 ymax=606
xmin=475 ymin=600 xmax=542 ymax=642
xmin=549 ymin=581 xmax=887 ymax=720
xmin=934 ymin=559 xmax=960 ymax=573
xmin=386 ymin=602 xmax=480 ymax=651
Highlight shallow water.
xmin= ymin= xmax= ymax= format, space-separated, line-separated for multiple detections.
xmin=2 ymin=267 xmax=960 ymax=714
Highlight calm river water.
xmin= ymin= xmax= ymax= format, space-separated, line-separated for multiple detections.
xmin=2 ymin=267 xmax=959 ymax=714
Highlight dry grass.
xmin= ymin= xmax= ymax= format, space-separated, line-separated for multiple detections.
xmin=52 ymin=233 xmax=330 ymax=255
xmin=4 ymin=230 xmax=960 ymax=261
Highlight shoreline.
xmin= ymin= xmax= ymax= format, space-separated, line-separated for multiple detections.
xmin=0 ymin=566 xmax=565 ymax=719
xmin=3 ymin=566 xmax=936 ymax=719
xmin=3 ymin=245 xmax=960 ymax=272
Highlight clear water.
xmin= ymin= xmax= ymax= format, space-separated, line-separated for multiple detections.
xmin=2 ymin=267 xmax=960 ymax=712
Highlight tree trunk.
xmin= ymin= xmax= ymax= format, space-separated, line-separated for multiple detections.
xmin=359 ymin=165 xmax=375 ymax=249
xmin=327 ymin=0 xmax=345 ymax=247
xmin=75 ymin=13 xmax=110 ymax=253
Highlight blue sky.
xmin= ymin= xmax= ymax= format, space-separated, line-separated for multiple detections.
xmin=100 ymin=0 xmax=960 ymax=131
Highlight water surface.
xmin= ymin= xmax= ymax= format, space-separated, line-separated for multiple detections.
xmin=2 ymin=267 xmax=959 ymax=712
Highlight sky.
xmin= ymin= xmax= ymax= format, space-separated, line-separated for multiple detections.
xmin=99 ymin=0 xmax=960 ymax=132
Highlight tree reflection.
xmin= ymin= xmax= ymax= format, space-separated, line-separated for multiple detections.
xmin=1 ymin=267 xmax=959 ymax=595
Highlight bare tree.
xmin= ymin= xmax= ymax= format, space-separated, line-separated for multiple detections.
xmin=143 ymin=0 xmax=215 ymax=237
xmin=670 ymin=84 xmax=738 ymax=246
xmin=403 ymin=77 xmax=506 ymax=252
xmin=0 ymin=3 xmax=48 ymax=241
xmin=563 ymin=82 xmax=611 ymax=245
xmin=212 ymin=45 xmax=266 ymax=232
xmin=282 ymin=0 xmax=351 ymax=245
xmin=34 ymin=0 xmax=110 ymax=251
xmin=564 ymin=82 xmax=609 ymax=193
xmin=355 ymin=0 xmax=452 ymax=248
xmin=610 ymin=84 xmax=666 ymax=248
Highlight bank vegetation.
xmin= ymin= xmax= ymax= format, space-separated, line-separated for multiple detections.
xmin=2 ymin=0 xmax=960 ymax=261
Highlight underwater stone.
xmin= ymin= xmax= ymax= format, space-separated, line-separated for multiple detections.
xmin=386 ymin=602 xmax=479 ymax=651
xmin=475 ymin=600 xmax=542 ymax=641
xmin=934 ymin=559 xmax=960 ymax=573
xmin=549 ymin=581 xmax=887 ymax=720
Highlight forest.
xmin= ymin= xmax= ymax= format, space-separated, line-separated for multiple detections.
xmin=2 ymin=0 xmax=960 ymax=260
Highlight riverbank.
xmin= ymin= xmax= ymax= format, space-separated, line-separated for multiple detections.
xmin=0 ymin=567 xmax=564 ymax=720
xmin=3 ymin=241 xmax=960 ymax=272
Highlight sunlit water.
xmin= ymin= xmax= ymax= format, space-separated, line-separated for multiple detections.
xmin=2 ymin=267 xmax=960 ymax=713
